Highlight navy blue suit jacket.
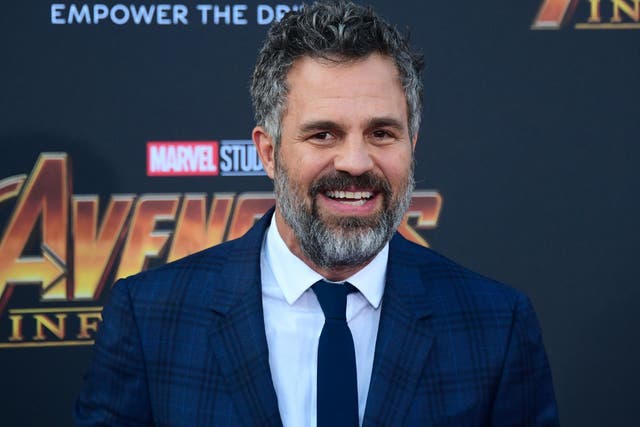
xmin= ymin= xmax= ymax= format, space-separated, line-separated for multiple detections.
xmin=75 ymin=209 xmax=559 ymax=426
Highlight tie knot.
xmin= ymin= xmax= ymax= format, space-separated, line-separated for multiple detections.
xmin=312 ymin=280 xmax=357 ymax=321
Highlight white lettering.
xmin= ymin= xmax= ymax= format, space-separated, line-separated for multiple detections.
xmin=196 ymin=4 xmax=212 ymax=24
xmin=275 ymin=5 xmax=291 ymax=21
xmin=198 ymin=147 xmax=217 ymax=171
xmin=110 ymin=4 xmax=130 ymax=25
xmin=149 ymin=146 xmax=168 ymax=172
xmin=51 ymin=4 xmax=65 ymax=24
xmin=257 ymin=4 xmax=302 ymax=25
xmin=175 ymin=146 xmax=188 ymax=172
xmin=130 ymin=5 xmax=155 ymax=25
xmin=213 ymin=5 xmax=231 ymax=24
xmin=69 ymin=4 xmax=92 ymax=24
xmin=232 ymin=145 xmax=242 ymax=171
xmin=200 ymin=4 xmax=249 ymax=25
xmin=93 ymin=4 xmax=109 ymax=24
xmin=149 ymin=144 xmax=218 ymax=174
xmin=52 ymin=3 xmax=295 ymax=26
xmin=233 ymin=4 xmax=248 ymax=25
xmin=220 ymin=146 xmax=233 ymax=172
xmin=173 ymin=5 xmax=188 ymax=24
xmin=166 ymin=146 xmax=177 ymax=171
xmin=241 ymin=147 xmax=251 ymax=171
xmin=257 ymin=5 xmax=275 ymax=25
xmin=219 ymin=144 xmax=264 ymax=174
xmin=156 ymin=4 xmax=171 ymax=25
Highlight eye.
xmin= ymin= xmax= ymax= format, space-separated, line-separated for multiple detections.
xmin=371 ymin=129 xmax=395 ymax=142
xmin=308 ymin=131 xmax=336 ymax=143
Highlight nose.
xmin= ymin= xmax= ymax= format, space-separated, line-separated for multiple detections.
xmin=333 ymin=137 xmax=375 ymax=176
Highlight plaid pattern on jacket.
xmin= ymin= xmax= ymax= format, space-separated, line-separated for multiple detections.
xmin=75 ymin=208 xmax=559 ymax=426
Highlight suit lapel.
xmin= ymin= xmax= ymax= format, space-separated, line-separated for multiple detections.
xmin=204 ymin=214 xmax=433 ymax=426
xmin=207 ymin=209 xmax=283 ymax=427
xmin=363 ymin=235 xmax=434 ymax=427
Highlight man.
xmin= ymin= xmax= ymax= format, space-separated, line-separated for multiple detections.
xmin=75 ymin=1 xmax=559 ymax=426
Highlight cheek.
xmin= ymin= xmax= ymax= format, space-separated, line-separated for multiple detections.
xmin=377 ymin=151 xmax=413 ymax=182
xmin=283 ymin=149 xmax=332 ymax=184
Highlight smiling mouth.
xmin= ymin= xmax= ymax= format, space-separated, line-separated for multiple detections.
xmin=324 ymin=190 xmax=374 ymax=206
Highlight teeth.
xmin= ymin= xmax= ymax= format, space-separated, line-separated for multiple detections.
xmin=342 ymin=199 xmax=367 ymax=206
xmin=326 ymin=191 xmax=373 ymax=200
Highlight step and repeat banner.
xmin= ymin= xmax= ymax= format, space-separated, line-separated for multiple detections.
xmin=1 ymin=1 xmax=638 ymax=426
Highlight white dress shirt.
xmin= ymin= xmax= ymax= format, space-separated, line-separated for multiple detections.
xmin=260 ymin=215 xmax=387 ymax=427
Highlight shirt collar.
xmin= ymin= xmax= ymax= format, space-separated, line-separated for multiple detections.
xmin=264 ymin=214 xmax=387 ymax=309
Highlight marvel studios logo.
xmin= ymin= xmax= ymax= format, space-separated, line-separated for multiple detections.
xmin=147 ymin=140 xmax=266 ymax=177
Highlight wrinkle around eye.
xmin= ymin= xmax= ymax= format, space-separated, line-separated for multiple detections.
xmin=308 ymin=131 xmax=337 ymax=143
xmin=370 ymin=130 xmax=398 ymax=144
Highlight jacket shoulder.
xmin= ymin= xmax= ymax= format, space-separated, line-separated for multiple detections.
xmin=112 ymin=233 xmax=260 ymax=307
xmin=117 ymin=207 xmax=272 ymax=296
xmin=390 ymin=234 xmax=527 ymax=305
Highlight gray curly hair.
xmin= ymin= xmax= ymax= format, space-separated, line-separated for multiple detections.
xmin=250 ymin=1 xmax=424 ymax=145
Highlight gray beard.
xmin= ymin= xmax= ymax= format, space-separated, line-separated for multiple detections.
xmin=274 ymin=161 xmax=414 ymax=270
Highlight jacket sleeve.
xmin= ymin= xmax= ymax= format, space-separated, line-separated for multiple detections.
xmin=74 ymin=278 xmax=153 ymax=426
xmin=490 ymin=293 xmax=560 ymax=426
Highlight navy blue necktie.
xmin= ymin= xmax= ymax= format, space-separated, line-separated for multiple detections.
xmin=312 ymin=280 xmax=359 ymax=427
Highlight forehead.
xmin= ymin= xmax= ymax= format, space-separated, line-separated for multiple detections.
xmin=283 ymin=53 xmax=408 ymax=125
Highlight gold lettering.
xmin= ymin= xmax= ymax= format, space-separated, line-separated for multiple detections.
xmin=76 ymin=312 xmax=102 ymax=339
xmin=8 ymin=314 xmax=23 ymax=341
xmin=589 ymin=0 xmax=603 ymax=22
xmin=0 ymin=155 xmax=68 ymax=304
xmin=398 ymin=191 xmax=443 ymax=247
xmin=167 ymin=193 xmax=235 ymax=262
xmin=226 ymin=193 xmax=275 ymax=241
xmin=611 ymin=0 xmax=640 ymax=22
xmin=33 ymin=313 xmax=67 ymax=340
xmin=116 ymin=195 xmax=180 ymax=280
xmin=72 ymin=195 xmax=134 ymax=300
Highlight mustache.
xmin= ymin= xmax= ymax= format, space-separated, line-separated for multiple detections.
xmin=309 ymin=171 xmax=391 ymax=196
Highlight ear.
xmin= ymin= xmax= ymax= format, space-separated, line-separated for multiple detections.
xmin=252 ymin=126 xmax=276 ymax=179
xmin=411 ymin=133 xmax=418 ymax=151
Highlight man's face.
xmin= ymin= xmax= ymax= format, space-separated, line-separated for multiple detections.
xmin=255 ymin=53 xmax=416 ymax=270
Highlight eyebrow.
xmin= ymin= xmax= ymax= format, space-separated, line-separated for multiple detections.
xmin=299 ymin=117 xmax=406 ymax=134
xmin=299 ymin=120 xmax=342 ymax=134
xmin=366 ymin=117 xmax=406 ymax=131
